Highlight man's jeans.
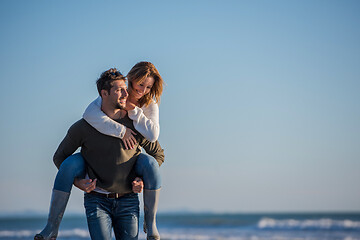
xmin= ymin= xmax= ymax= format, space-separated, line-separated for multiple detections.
xmin=84 ymin=193 xmax=140 ymax=240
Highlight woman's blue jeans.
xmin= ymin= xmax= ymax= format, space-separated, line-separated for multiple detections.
xmin=54 ymin=153 xmax=85 ymax=192
xmin=134 ymin=153 xmax=162 ymax=190
xmin=53 ymin=153 xmax=161 ymax=193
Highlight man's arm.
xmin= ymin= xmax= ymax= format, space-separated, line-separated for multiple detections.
xmin=53 ymin=120 xmax=83 ymax=169
xmin=140 ymin=138 xmax=165 ymax=166
xmin=74 ymin=178 xmax=97 ymax=193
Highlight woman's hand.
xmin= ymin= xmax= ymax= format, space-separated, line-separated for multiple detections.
xmin=122 ymin=128 xmax=137 ymax=149
xmin=132 ymin=177 xmax=144 ymax=193
xmin=74 ymin=178 xmax=97 ymax=193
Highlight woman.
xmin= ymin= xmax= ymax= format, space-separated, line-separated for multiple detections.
xmin=35 ymin=62 xmax=164 ymax=240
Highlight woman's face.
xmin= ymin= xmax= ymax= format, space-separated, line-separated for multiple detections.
xmin=131 ymin=77 xmax=155 ymax=100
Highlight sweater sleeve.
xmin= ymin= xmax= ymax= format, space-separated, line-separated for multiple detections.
xmin=83 ymin=97 xmax=126 ymax=139
xmin=127 ymin=101 xmax=160 ymax=142
xmin=140 ymin=138 xmax=165 ymax=167
xmin=53 ymin=121 xmax=83 ymax=169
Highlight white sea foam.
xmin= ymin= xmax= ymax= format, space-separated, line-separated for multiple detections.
xmin=1 ymin=228 xmax=360 ymax=240
xmin=0 ymin=229 xmax=90 ymax=238
xmin=0 ymin=230 xmax=33 ymax=237
xmin=258 ymin=217 xmax=360 ymax=230
xmin=58 ymin=228 xmax=90 ymax=238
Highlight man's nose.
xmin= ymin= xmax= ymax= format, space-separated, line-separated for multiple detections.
xmin=123 ymin=89 xmax=129 ymax=97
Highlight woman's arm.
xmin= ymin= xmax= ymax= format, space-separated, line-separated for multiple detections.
xmin=128 ymin=101 xmax=160 ymax=142
xmin=83 ymin=97 xmax=160 ymax=142
xmin=83 ymin=97 xmax=127 ymax=139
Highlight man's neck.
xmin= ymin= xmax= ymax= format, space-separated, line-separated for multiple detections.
xmin=101 ymin=104 xmax=126 ymax=120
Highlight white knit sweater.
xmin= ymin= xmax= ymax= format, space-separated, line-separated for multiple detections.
xmin=83 ymin=96 xmax=160 ymax=142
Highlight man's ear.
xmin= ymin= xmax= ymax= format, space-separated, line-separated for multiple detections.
xmin=101 ymin=89 xmax=108 ymax=98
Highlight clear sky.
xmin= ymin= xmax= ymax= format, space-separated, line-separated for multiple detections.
xmin=0 ymin=0 xmax=359 ymax=214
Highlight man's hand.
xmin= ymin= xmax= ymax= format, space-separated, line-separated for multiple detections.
xmin=74 ymin=178 xmax=97 ymax=193
xmin=132 ymin=177 xmax=144 ymax=193
xmin=122 ymin=128 xmax=137 ymax=149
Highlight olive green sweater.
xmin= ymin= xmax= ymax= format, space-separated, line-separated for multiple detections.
xmin=53 ymin=116 xmax=164 ymax=194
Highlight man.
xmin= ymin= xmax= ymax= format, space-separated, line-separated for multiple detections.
xmin=53 ymin=68 xmax=164 ymax=240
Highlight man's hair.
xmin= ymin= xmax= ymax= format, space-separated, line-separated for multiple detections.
xmin=96 ymin=68 xmax=126 ymax=95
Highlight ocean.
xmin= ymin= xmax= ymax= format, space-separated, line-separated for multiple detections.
xmin=1 ymin=212 xmax=360 ymax=240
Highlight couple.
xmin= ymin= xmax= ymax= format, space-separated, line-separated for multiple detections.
xmin=35 ymin=62 xmax=165 ymax=240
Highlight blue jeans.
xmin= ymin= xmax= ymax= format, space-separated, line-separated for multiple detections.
xmin=134 ymin=153 xmax=162 ymax=190
xmin=84 ymin=193 xmax=139 ymax=240
xmin=54 ymin=153 xmax=85 ymax=192
xmin=53 ymin=153 xmax=161 ymax=192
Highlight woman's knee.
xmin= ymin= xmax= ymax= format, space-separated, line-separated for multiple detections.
xmin=135 ymin=154 xmax=161 ymax=190
xmin=136 ymin=154 xmax=159 ymax=172
xmin=59 ymin=153 xmax=85 ymax=177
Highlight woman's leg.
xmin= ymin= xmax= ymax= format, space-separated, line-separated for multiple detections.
xmin=134 ymin=153 xmax=161 ymax=190
xmin=53 ymin=153 xmax=86 ymax=192
xmin=35 ymin=153 xmax=86 ymax=240
xmin=134 ymin=153 xmax=161 ymax=240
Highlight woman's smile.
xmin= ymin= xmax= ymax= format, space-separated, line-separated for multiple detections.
xmin=132 ymin=77 xmax=155 ymax=100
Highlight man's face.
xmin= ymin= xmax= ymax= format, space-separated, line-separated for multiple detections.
xmin=108 ymin=80 xmax=128 ymax=109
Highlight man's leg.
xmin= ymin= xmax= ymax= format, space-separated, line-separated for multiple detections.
xmin=112 ymin=193 xmax=140 ymax=240
xmin=84 ymin=193 xmax=113 ymax=240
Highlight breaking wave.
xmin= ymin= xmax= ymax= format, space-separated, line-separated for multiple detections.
xmin=0 ymin=229 xmax=90 ymax=238
xmin=258 ymin=217 xmax=360 ymax=230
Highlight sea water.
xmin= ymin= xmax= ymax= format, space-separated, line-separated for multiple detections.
xmin=1 ymin=212 xmax=360 ymax=240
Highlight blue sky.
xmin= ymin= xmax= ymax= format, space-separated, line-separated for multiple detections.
xmin=0 ymin=0 xmax=359 ymax=214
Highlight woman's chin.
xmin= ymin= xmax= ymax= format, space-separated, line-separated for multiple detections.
xmin=134 ymin=93 xmax=143 ymax=99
